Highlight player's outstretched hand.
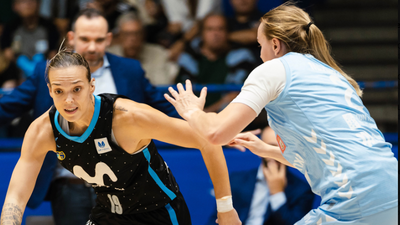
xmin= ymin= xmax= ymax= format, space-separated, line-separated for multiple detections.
xmin=216 ymin=209 xmax=241 ymax=225
xmin=228 ymin=130 xmax=270 ymax=157
xmin=164 ymin=80 xmax=207 ymax=121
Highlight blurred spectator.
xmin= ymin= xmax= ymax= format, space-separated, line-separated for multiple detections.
xmin=38 ymin=0 xmax=80 ymax=37
xmin=175 ymin=13 xmax=256 ymax=112
xmin=0 ymin=51 xmax=20 ymax=89
xmin=142 ymin=0 xmax=171 ymax=46
xmin=0 ymin=0 xmax=60 ymax=77
xmin=161 ymin=0 xmax=222 ymax=34
xmin=159 ymin=0 xmax=223 ymax=61
xmin=207 ymin=126 xmax=315 ymax=225
xmin=227 ymin=0 xmax=267 ymax=64
xmin=107 ymin=12 xmax=178 ymax=85
xmin=0 ymin=8 xmax=179 ymax=225
xmin=222 ymin=0 xmax=282 ymax=17
xmin=86 ymin=0 xmax=138 ymax=34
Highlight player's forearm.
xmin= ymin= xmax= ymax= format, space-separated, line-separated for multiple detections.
xmin=199 ymin=144 xmax=231 ymax=199
xmin=187 ymin=110 xmax=230 ymax=145
xmin=1 ymin=200 xmax=25 ymax=225
xmin=228 ymin=29 xmax=257 ymax=45
xmin=264 ymin=145 xmax=293 ymax=167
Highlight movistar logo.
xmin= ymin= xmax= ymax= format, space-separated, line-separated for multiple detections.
xmin=98 ymin=141 xmax=106 ymax=148
xmin=94 ymin=138 xmax=112 ymax=154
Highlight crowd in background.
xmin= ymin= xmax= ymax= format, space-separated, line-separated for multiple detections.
xmin=0 ymin=0 xmax=319 ymax=137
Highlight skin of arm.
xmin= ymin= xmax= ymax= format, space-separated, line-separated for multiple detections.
xmin=1 ymin=113 xmax=55 ymax=225
xmin=165 ymin=81 xmax=293 ymax=166
xmin=111 ymin=98 xmax=241 ymax=225
xmin=165 ymin=81 xmax=258 ymax=145
xmin=228 ymin=28 xmax=258 ymax=45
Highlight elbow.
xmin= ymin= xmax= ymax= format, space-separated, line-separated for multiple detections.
xmin=206 ymin=129 xmax=228 ymax=146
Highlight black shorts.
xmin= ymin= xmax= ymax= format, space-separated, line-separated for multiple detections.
xmin=86 ymin=192 xmax=191 ymax=225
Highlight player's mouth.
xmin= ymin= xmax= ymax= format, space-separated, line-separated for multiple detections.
xmin=64 ymin=107 xmax=78 ymax=114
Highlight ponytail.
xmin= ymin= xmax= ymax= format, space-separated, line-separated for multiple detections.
xmin=261 ymin=2 xmax=363 ymax=96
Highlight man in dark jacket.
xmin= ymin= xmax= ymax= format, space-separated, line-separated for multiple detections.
xmin=0 ymin=8 xmax=177 ymax=225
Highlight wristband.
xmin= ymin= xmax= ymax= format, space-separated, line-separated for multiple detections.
xmin=216 ymin=196 xmax=233 ymax=213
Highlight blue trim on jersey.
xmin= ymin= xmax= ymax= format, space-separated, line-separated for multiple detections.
xmin=54 ymin=95 xmax=101 ymax=143
xmin=143 ymin=148 xmax=177 ymax=200
xmin=165 ymin=203 xmax=179 ymax=225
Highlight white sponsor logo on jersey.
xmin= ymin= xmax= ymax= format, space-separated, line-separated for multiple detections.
xmin=94 ymin=137 xmax=112 ymax=154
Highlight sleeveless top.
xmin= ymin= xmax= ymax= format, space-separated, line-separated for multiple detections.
xmin=49 ymin=94 xmax=181 ymax=215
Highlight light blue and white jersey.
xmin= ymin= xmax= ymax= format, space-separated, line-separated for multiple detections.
xmin=262 ymin=52 xmax=397 ymax=220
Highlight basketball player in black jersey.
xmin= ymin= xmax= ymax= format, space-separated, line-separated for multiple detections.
xmin=0 ymin=51 xmax=241 ymax=225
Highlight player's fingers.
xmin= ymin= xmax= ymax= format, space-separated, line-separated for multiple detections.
xmin=228 ymin=144 xmax=246 ymax=152
xmin=234 ymin=132 xmax=252 ymax=140
xmin=233 ymin=138 xmax=252 ymax=149
xmin=249 ymin=129 xmax=262 ymax=135
xmin=164 ymin=93 xmax=176 ymax=105
xmin=177 ymin=82 xmax=185 ymax=93
xmin=215 ymin=218 xmax=219 ymax=224
xmin=185 ymin=79 xmax=194 ymax=94
xmin=199 ymin=86 xmax=208 ymax=101
xmin=168 ymin=87 xmax=179 ymax=99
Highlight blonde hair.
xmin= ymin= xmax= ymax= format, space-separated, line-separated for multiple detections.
xmin=260 ymin=2 xmax=362 ymax=97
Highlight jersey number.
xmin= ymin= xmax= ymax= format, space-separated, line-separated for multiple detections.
xmin=107 ymin=194 xmax=123 ymax=214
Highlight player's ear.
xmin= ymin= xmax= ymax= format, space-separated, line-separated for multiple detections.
xmin=90 ymin=78 xmax=95 ymax=94
xmin=271 ymin=38 xmax=281 ymax=56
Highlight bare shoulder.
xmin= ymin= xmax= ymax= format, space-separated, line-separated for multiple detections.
xmin=23 ymin=110 xmax=56 ymax=156
xmin=112 ymin=98 xmax=159 ymax=125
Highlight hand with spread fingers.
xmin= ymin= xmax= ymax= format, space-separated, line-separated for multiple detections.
xmin=164 ymin=80 xmax=207 ymax=121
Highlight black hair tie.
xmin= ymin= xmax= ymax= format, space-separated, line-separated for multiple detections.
xmin=305 ymin=22 xmax=313 ymax=34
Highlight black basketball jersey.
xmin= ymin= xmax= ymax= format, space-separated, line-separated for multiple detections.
xmin=49 ymin=94 xmax=181 ymax=215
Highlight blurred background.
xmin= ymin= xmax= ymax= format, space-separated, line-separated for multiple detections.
xmin=0 ymin=0 xmax=397 ymax=224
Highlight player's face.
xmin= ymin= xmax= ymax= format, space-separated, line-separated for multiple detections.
xmin=257 ymin=24 xmax=277 ymax=62
xmin=47 ymin=66 xmax=95 ymax=123
xmin=69 ymin=17 xmax=112 ymax=69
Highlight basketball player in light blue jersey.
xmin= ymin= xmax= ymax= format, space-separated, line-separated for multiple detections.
xmin=164 ymin=2 xmax=398 ymax=224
